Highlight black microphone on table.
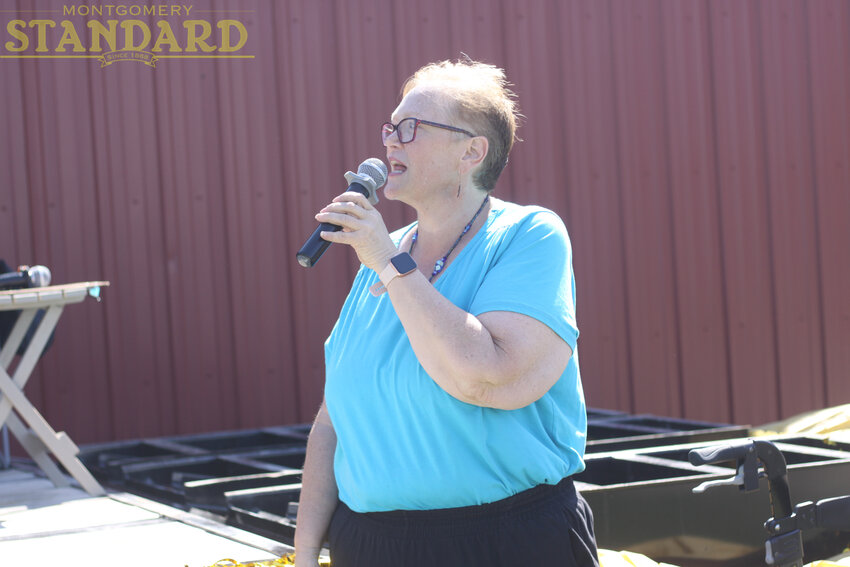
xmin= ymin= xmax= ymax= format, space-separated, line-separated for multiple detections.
xmin=0 ymin=265 xmax=52 ymax=288
xmin=296 ymin=158 xmax=389 ymax=268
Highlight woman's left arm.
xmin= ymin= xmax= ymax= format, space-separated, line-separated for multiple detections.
xmin=316 ymin=191 xmax=573 ymax=410
xmin=386 ymin=272 xmax=572 ymax=410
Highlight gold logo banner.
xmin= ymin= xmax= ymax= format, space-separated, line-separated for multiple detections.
xmin=99 ymin=49 xmax=158 ymax=68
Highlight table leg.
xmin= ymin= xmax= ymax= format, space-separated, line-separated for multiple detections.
xmin=1 ymin=424 xmax=8 ymax=468
xmin=3 ymin=411 xmax=70 ymax=488
xmin=0 ymin=310 xmax=35 ymax=469
xmin=0 ymin=309 xmax=36 ymax=368
xmin=0 ymin=306 xmax=105 ymax=497
xmin=0 ymin=305 xmax=62 ymax=426
xmin=0 ymin=370 xmax=104 ymax=495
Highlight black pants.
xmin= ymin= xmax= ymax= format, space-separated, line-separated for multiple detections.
xmin=328 ymin=477 xmax=599 ymax=567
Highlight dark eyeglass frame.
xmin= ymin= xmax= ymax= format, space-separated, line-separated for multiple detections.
xmin=381 ymin=117 xmax=476 ymax=144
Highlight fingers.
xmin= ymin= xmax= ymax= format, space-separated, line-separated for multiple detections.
xmin=311 ymin=192 xmax=395 ymax=271
xmin=318 ymin=227 xmax=353 ymax=243
xmin=332 ymin=191 xmax=373 ymax=209
xmin=315 ymin=191 xmax=376 ymax=232
xmin=318 ymin=201 xmax=365 ymax=221
xmin=322 ymin=190 xmax=373 ymax=216
xmin=314 ymin=210 xmax=361 ymax=233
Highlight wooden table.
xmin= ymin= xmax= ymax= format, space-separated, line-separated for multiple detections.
xmin=0 ymin=282 xmax=109 ymax=496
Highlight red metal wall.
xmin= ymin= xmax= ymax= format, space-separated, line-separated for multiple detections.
xmin=1 ymin=0 xmax=848 ymax=444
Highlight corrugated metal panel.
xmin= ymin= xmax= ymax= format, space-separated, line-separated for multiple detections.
xmin=759 ymin=0 xmax=825 ymax=417
xmin=0 ymin=0 xmax=848 ymax=445
xmin=807 ymin=0 xmax=850 ymax=406
xmin=661 ymin=0 xmax=731 ymax=422
xmin=708 ymin=0 xmax=781 ymax=425
xmin=557 ymin=0 xmax=633 ymax=413
xmin=610 ymin=0 xmax=682 ymax=417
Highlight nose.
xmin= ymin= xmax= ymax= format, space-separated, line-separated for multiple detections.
xmin=382 ymin=127 xmax=402 ymax=148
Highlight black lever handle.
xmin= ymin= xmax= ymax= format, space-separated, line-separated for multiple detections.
xmin=816 ymin=496 xmax=850 ymax=531
xmin=689 ymin=440 xmax=754 ymax=466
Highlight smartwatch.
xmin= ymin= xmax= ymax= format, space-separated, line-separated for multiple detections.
xmin=369 ymin=252 xmax=417 ymax=296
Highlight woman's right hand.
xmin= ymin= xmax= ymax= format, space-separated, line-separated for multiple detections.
xmin=293 ymin=548 xmax=320 ymax=567
xmin=293 ymin=401 xmax=338 ymax=567
xmin=314 ymin=191 xmax=398 ymax=273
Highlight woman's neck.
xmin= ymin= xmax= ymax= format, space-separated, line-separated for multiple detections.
xmin=409 ymin=189 xmax=491 ymax=257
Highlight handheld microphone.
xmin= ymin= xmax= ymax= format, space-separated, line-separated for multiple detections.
xmin=0 ymin=265 xmax=52 ymax=288
xmin=296 ymin=158 xmax=388 ymax=268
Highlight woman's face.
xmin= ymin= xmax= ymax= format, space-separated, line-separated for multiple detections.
xmin=382 ymin=87 xmax=470 ymax=204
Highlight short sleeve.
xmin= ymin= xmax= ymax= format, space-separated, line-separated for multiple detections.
xmin=469 ymin=210 xmax=578 ymax=349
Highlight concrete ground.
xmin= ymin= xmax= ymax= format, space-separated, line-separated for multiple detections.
xmin=0 ymin=464 xmax=293 ymax=567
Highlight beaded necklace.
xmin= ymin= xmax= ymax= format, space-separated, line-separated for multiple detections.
xmin=409 ymin=195 xmax=490 ymax=282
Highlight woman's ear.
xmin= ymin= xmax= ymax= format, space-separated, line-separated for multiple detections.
xmin=460 ymin=136 xmax=489 ymax=174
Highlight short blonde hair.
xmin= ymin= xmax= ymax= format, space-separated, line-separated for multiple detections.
xmin=401 ymin=58 xmax=519 ymax=192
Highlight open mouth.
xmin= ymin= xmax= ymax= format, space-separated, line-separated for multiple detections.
xmin=389 ymin=160 xmax=407 ymax=174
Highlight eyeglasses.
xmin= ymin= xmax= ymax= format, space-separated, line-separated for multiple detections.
xmin=381 ymin=117 xmax=475 ymax=145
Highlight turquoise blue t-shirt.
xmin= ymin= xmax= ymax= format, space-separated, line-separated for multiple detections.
xmin=324 ymin=198 xmax=586 ymax=513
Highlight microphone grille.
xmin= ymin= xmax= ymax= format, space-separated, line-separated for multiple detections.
xmin=28 ymin=265 xmax=51 ymax=287
xmin=359 ymin=158 xmax=388 ymax=189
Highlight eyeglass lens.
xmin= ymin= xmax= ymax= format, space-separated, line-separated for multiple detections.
xmin=382 ymin=118 xmax=418 ymax=144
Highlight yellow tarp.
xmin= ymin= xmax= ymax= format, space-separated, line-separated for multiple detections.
xmin=597 ymin=549 xmax=850 ymax=567
xmin=203 ymin=557 xmax=329 ymax=567
xmin=597 ymin=549 xmax=681 ymax=566
xmin=753 ymin=403 xmax=850 ymax=440
xmin=204 ymin=551 xmax=850 ymax=566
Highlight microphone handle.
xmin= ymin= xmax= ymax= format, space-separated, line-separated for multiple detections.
xmin=0 ymin=271 xmax=30 ymax=288
xmin=296 ymin=223 xmax=341 ymax=267
xmin=296 ymin=182 xmax=370 ymax=268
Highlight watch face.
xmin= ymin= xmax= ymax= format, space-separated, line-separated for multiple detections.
xmin=391 ymin=252 xmax=417 ymax=275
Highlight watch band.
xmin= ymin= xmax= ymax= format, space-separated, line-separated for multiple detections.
xmin=369 ymin=253 xmax=417 ymax=296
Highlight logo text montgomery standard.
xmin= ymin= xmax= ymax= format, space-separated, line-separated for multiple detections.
xmin=64 ymin=4 xmax=195 ymax=17
xmin=3 ymin=4 xmax=248 ymax=54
